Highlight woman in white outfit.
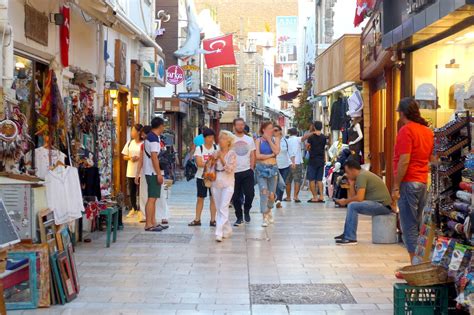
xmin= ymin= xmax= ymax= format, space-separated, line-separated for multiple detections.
xmin=212 ymin=131 xmax=237 ymax=242
xmin=135 ymin=126 xmax=169 ymax=225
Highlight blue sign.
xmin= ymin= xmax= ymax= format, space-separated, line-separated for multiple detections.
xmin=178 ymin=92 xmax=202 ymax=99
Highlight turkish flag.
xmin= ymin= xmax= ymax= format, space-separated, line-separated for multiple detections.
xmin=60 ymin=5 xmax=70 ymax=67
xmin=203 ymin=34 xmax=237 ymax=69
xmin=354 ymin=0 xmax=375 ymax=27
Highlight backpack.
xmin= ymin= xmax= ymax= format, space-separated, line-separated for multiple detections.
xmin=184 ymin=159 xmax=198 ymax=181
xmin=144 ymin=138 xmax=169 ymax=170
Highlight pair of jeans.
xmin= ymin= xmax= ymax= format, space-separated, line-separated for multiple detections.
xmin=276 ymin=167 xmax=290 ymax=201
xmin=255 ymin=164 xmax=279 ymax=214
xmin=232 ymin=169 xmax=255 ymax=221
xmin=343 ymin=200 xmax=392 ymax=241
xmin=398 ymin=182 xmax=428 ymax=253
xmin=211 ymin=186 xmax=234 ymax=238
xmin=127 ymin=177 xmax=139 ymax=210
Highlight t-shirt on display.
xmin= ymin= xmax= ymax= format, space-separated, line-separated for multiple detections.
xmin=28 ymin=147 xmax=66 ymax=180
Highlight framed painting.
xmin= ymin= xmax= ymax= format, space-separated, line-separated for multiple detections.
xmin=4 ymin=251 xmax=38 ymax=310
xmin=66 ymin=243 xmax=80 ymax=294
xmin=57 ymin=251 xmax=76 ymax=302
xmin=9 ymin=243 xmax=50 ymax=307
xmin=50 ymin=252 xmax=65 ymax=305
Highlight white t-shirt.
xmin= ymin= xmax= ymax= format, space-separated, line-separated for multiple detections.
xmin=287 ymin=136 xmax=303 ymax=165
xmin=28 ymin=147 xmax=67 ymax=180
xmin=143 ymin=132 xmax=161 ymax=176
xmin=233 ymin=134 xmax=256 ymax=173
xmin=121 ymin=139 xmax=143 ymax=178
xmin=193 ymin=144 xmax=218 ymax=179
xmin=276 ymin=137 xmax=291 ymax=169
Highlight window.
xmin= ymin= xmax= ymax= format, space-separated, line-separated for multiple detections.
xmin=220 ymin=67 xmax=237 ymax=97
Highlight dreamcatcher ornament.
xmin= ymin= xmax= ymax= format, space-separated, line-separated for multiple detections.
xmin=0 ymin=96 xmax=33 ymax=171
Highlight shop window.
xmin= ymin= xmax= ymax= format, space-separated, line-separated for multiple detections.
xmin=412 ymin=26 xmax=474 ymax=127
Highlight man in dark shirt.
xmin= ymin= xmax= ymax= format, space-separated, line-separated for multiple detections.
xmin=306 ymin=121 xmax=327 ymax=203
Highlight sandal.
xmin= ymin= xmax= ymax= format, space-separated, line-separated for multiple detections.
xmin=307 ymin=199 xmax=318 ymax=203
xmin=188 ymin=220 xmax=201 ymax=226
xmin=161 ymin=219 xmax=169 ymax=225
xmin=145 ymin=226 xmax=164 ymax=232
xmin=294 ymin=199 xmax=302 ymax=203
xmin=282 ymin=198 xmax=291 ymax=202
xmin=210 ymin=221 xmax=216 ymax=227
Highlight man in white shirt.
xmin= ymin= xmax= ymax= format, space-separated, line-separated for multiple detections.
xmin=232 ymin=118 xmax=256 ymax=226
xmin=286 ymin=127 xmax=312 ymax=203
xmin=143 ymin=117 xmax=165 ymax=232
xmin=188 ymin=128 xmax=218 ymax=227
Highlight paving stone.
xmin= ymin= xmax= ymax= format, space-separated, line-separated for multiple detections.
xmin=250 ymin=283 xmax=356 ymax=304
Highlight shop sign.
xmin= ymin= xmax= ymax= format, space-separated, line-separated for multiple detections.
xmin=407 ymin=0 xmax=436 ymax=14
xmin=24 ymin=4 xmax=48 ymax=46
xmin=154 ymin=98 xmax=186 ymax=113
xmin=276 ymin=16 xmax=298 ymax=64
xmin=182 ymin=64 xmax=200 ymax=71
xmin=178 ymin=92 xmax=202 ymax=99
xmin=115 ymin=39 xmax=127 ymax=85
xmin=166 ymin=65 xmax=184 ymax=85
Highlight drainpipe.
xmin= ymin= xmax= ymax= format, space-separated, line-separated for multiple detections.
xmin=0 ymin=0 xmax=13 ymax=98
xmin=97 ymin=24 xmax=105 ymax=115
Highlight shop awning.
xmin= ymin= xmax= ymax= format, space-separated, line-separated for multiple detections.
xmin=74 ymin=0 xmax=162 ymax=52
xmin=382 ymin=1 xmax=474 ymax=51
xmin=313 ymin=34 xmax=361 ymax=95
xmin=220 ymin=111 xmax=238 ymax=123
xmin=278 ymin=90 xmax=300 ymax=101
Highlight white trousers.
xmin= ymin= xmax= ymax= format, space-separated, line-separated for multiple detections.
xmin=139 ymin=174 xmax=169 ymax=220
xmin=211 ymin=186 xmax=234 ymax=238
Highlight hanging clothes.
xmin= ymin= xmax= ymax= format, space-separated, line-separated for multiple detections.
xmin=79 ymin=167 xmax=101 ymax=201
xmin=45 ymin=166 xmax=84 ymax=224
xmin=329 ymin=97 xmax=350 ymax=131
xmin=347 ymin=90 xmax=363 ymax=118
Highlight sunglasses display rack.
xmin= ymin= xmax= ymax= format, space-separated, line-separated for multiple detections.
xmin=427 ymin=111 xmax=474 ymax=311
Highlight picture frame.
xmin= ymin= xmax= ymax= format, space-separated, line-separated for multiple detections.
xmin=4 ymin=251 xmax=38 ymax=310
xmin=57 ymin=251 xmax=77 ymax=302
xmin=50 ymin=252 xmax=66 ymax=305
xmin=9 ymin=243 xmax=50 ymax=307
xmin=37 ymin=209 xmax=58 ymax=254
xmin=66 ymin=243 xmax=80 ymax=294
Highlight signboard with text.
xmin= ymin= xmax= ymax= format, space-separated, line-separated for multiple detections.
xmin=166 ymin=65 xmax=185 ymax=85
xmin=276 ymin=16 xmax=298 ymax=64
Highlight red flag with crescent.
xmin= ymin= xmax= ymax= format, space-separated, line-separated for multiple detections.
xmin=203 ymin=34 xmax=236 ymax=69
xmin=354 ymin=0 xmax=375 ymax=27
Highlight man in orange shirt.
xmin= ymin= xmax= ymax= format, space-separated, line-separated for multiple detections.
xmin=392 ymin=98 xmax=434 ymax=263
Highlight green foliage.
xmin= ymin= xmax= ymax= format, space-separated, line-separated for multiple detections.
xmin=293 ymin=81 xmax=313 ymax=131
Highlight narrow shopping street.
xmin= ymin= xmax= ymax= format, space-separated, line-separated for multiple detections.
xmin=13 ymin=180 xmax=406 ymax=315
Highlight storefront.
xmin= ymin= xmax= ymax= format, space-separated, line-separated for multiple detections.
xmin=360 ymin=4 xmax=397 ymax=183
xmin=382 ymin=1 xmax=474 ymax=312
xmin=313 ymin=34 xmax=366 ymax=162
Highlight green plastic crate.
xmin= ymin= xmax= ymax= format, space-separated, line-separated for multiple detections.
xmin=394 ymin=283 xmax=449 ymax=315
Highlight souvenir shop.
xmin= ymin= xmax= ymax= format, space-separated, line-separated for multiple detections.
xmin=313 ymin=34 xmax=368 ymax=199
xmin=0 ymin=55 xmax=120 ymax=311
xmin=381 ymin=1 xmax=474 ymax=313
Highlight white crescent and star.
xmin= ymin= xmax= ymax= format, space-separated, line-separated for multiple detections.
xmin=209 ymin=39 xmax=226 ymax=53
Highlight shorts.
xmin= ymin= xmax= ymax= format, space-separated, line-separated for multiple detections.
xmin=196 ymin=178 xmax=212 ymax=198
xmin=307 ymin=164 xmax=324 ymax=181
xmin=285 ymin=164 xmax=303 ymax=185
xmin=146 ymin=175 xmax=162 ymax=199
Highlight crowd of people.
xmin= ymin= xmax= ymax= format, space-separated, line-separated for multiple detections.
xmin=122 ymin=98 xmax=434 ymax=265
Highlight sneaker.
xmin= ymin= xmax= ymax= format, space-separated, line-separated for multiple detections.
xmin=261 ymin=220 xmax=268 ymax=227
xmin=126 ymin=209 xmax=136 ymax=217
xmin=137 ymin=212 xmax=145 ymax=223
xmin=234 ymin=219 xmax=243 ymax=227
xmin=276 ymin=201 xmax=282 ymax=208
xmin=216 ymin=236 xmax=223 ymax=242
xmin=335 ymin=239 xmax=358 ymax=246
xmin=267 ymin=212 xmax=274 ymax=224
xmin=210 ymin=221 xmax=216 ymax=227
xmin=334 ymin=234 xmax=344 ymax=240
xmin=244 ymin=214 xmax=251 ymax=224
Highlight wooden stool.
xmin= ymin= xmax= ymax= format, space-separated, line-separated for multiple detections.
xmin=99 ymin=207 xmax=118 ymax=248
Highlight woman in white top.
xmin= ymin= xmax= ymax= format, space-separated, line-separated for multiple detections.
xmin=122 ymin=124 xmax=143 ymax=218
xmin=212 ymin=131 xmax=237 ymax=242
xmin=273 ymin=126 xmax=291 ymax=208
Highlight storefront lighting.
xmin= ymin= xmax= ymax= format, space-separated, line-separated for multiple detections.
xmin=109 ymin=83 xmax=118 ymax=99
xmin=15 ymin=62 xmax=25 ymax=69
xmin=132 ymin=96 xmax=140 ymax=106
xmin=445 ymin=40 xmax=455 ymax=45
xmin=465 ymin=32 xmax=474 ymax=39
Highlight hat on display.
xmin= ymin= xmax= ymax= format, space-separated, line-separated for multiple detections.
xmin=415 ymin=83 xmax=437 ymax=101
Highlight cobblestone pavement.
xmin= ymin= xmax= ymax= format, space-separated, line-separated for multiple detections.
xmin=14 ymin=179 xmax=408 ymax=315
